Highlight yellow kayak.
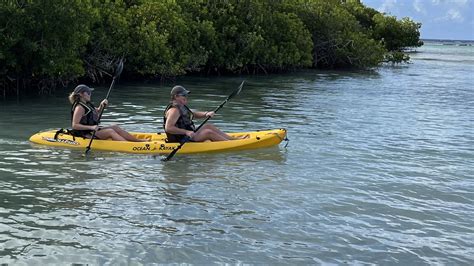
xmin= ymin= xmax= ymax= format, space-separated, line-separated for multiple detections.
xmin=29 ymin=128 xmax=287 ymax=154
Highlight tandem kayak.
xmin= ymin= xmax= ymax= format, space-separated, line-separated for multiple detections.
xmin=29 ymin=128 xmax=287 ymax=154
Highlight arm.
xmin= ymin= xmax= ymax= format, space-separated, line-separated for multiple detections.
xmin=193 ymin=110 xmax=215 ymax=119
xmin=72 ymin=106 xmax=97 ymax=131
xmin=96 ymin=99 xmax=108 ymax=112
xmin=165 ymin=108 xmax=195 ymax=137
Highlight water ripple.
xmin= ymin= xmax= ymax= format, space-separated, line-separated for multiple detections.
xmin=1 ymin=44 xmax=473 ymax=264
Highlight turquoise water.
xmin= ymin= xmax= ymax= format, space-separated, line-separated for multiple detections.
xmin=0 ymin=42 xmax=473 ymax=264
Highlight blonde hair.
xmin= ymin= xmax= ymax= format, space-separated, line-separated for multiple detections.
xmin=68 ymin=91 xmax=81 ymax=104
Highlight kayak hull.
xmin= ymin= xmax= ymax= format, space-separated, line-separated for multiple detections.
xmin=29 ymin=128 xmax=287 ymax=154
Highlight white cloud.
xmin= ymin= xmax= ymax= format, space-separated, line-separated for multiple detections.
xmin=452 ymin=0 xmax=468 ymax=6
xmin=380 ymin=0 xmax=397 ymax=13
xmin=431 ymin=0 xmax=468 ymax=6
xmin=436 ymin=8 xmax=465 ymax=22
xmin=447 ymin=9 xmax=464 ymax=22
xmin=426 ymin=0 xmax=470 ymax=23
xmin=414 ymin=0 xmax=426 ymax=14
xmin=361 ymin=0 xmax=472 ymax=39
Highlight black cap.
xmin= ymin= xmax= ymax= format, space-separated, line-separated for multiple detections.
xmin=73 ymin=84 xmax=94 ymax=95
xmin=171 ymin=85 xmax=190 ymax=96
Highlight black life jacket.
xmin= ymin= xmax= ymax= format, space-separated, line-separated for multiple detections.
xmin=70 ymin=101 xmax=99 ymax=137
xmin=163 ymin=102 xmax=195 ymax=142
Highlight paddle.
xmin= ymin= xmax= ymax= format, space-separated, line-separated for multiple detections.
xmin=162 ymin=80 xmax=245 ymax=161
xmin=84 ymin=59 xmax=124 ymax=155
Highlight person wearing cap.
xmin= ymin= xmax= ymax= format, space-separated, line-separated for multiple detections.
xmin=163 ymin=85 xmax=237 ymax=143
xmin=68 ymin=84 xmax=143 ymax=141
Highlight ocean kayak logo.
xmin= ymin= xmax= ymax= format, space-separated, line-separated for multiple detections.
xmin=159 ymin=144 xmax=175 ymax=151
xmin=132 ymin=144 xmax=156 ymax=151
xmin=42 ymin=137 xmax=80 ymax=146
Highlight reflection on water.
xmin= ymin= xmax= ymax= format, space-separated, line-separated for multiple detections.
xmin=1 ymin=43 xmax=473 ymax=264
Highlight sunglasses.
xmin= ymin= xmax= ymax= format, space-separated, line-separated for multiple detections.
xmin=84 ymin=91 xmax=91 ymax=96
xmin=177 ymin=94 xmax=188 ymax=98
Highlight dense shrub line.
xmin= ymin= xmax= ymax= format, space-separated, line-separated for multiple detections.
xmin=0 ymin=0 xmax=422 ymax=97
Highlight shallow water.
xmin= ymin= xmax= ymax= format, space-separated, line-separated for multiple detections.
xmin=0 ymin=42 xmax=473 ymax=264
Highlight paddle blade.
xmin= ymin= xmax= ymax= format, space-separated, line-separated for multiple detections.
xmin=161 ymin=136 xmax=190 ymax=161
xmin=161 ymin=146 xmax=180 ymax=161
xmin=228 ymin=80 xmax=245 ymax=101
xmin=114 ymin=59 xmax=124 ymax=77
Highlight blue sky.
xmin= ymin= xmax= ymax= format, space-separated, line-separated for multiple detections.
xmin=361 ymin=0 xmax=474 ymax=40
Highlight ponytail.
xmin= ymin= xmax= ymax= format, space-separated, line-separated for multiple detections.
xmin=68 ymin=91 xmax=80 ymax=104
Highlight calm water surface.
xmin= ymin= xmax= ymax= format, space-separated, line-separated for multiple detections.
xmin=0 ymin=42 xmax=473 ymax=264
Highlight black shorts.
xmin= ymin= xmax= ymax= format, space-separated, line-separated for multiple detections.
xmin=165 ymin=133 xmax=194 ymax=143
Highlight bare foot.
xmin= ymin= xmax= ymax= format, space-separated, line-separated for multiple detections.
xmin=235 ymin=134 xmax=250 ymax=140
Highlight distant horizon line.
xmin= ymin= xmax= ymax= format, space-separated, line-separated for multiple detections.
xmin=422 ymin=38 xmax=474 ymax=42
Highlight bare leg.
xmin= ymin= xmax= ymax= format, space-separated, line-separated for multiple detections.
xmin=107 ymin=125 xmax=144 ymax=142
xmin=95 ymin=128 xmax=127 ymax=141
xmin=192 ymin=128 xmax=228 ymax=142
xmin=200 ymin=124 xmax=248 ymax=140
xmin=200 ymin=124 xmax=233 ymax=140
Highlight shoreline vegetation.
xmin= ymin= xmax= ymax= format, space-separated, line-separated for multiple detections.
xmin=0 ymin=0 xmax=423 ymax=98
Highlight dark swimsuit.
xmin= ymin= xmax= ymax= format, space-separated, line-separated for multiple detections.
xmin=163 ymin=102 xmax=196 ymax=143
xmin=70 ymin=101 xmax=99 ymax=138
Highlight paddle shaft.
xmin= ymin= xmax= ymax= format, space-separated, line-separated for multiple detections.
xmin=162 ymin=81 xmax=244 ymax=161
xmin=85 ymin=60 xmax=124 ymax=154
xmin=194 ymin=98 xmax=228 ymax=132
xmin=96 ymin=76 xmax=116 ymax=122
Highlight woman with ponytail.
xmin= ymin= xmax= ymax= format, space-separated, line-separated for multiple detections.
xmin=69 ymin=84 xmax=143 ymax=142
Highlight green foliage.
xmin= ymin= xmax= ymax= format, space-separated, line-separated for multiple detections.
xmin=384 ymin=51 xmax=411 ymax=64
xmin=126 ymin=1 xmax=185 ymax=76
xmin=286 ymin=0 xmax=385 ymax=68
xmin=87 ymin=1 xmax=131 ymax=66
xmin=0 ymin=0 xmax=95 ymax=82
xmin=0 ymin=0 xmax=423 ymax=96
xmin=342 ymin=0 xmax=379 ymax=31
xmin=251 ymin=7 xmax=313 ymax=70
xmin=372 ymin=14 xmax=424 ymax=51
xmin=186 ymin=0 xmax=313 ymax=73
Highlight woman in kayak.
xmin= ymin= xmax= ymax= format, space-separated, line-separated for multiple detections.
xmin=164 ymin=85 xmax=244 ymax=142
xmin=68 ymin=84 xmax=143 ymax=141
